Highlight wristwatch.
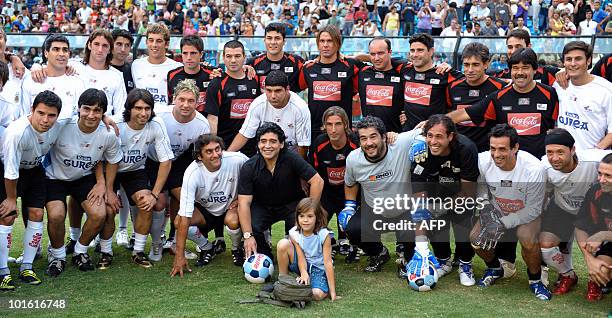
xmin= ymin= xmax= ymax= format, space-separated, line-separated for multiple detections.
xmin=243 ymin=232 xmax=253 ymax=239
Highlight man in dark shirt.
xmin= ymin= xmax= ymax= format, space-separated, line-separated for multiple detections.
xmin=238 ymin=122 xmax=324 ymax=258
xmin=358 ymin=37 xmax=404 ymax=133
xmin=448 ymin=42 xmax=506 ymax=152
xmin=167 ymin=35 xmax=215 ymax=115
xmin=575 ymin=153 xmax=612 ymax=302
xmin=297 ymin=25 xmax=361 ymax=139
xmin=247 ymin=23 xmax=305 ymax=93
xmin=447 ymin=48 xmax=559 ymax=160
xmin=309 ymin=106 xmax=359 ymax=260
xmin=400 ymin=33 xmax=463 ymax=131
xmin=206 ymin=40 xmax=260 ymax=157
xmin=407 ymin=115 xmax=479 ymax=285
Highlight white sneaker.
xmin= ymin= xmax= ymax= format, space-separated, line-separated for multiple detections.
xmin=184 ymin=250 xmax=198 ymax=260
xmin=458 ymin=262 xmax=476 ymax=286
xmin=436 ymin=258 xmax=453 ymax=277
xmin=115 ymin=229 xmax=129 ymax=247
xmin=170 ymin=243 xmax=198 ymax=260
xmin=162 ymin=238 xmax=174 ymax=250
xmin=148 ymin=243 xmax=163 ymax=262
xmin=541 ymin=265 xmax=549 ymax=287
xmin=500 ymin=259 xmax=516 ymax=278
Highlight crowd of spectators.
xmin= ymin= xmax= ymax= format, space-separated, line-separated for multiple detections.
xmin=0 ymin=0 xmax=611 ymax=37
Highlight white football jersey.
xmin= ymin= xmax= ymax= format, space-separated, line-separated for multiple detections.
xmin=147 ymin=110 xmax=210 ymax=162
xmin=116 ymin=116 xmax=174 ymax=172
xmin=0 ymin=63 xmax=27 ymax=112
xmin=345 ymin=128 xmax=421 ymax=218
xmin=45 ymin=118 xmax=123 ymax=181
xmin=478 ymin=150 xmax=546 ymax=229
xmin=239 ymin=91 xmax=311 ymax=152
xmin=71 ymin=62 xmax=127 ymax=116
xmin=20 ymin=73 xmax=85 ymax=119
xmin=554 ymin=76 xmax=612 ymax=150
xmin=1 ymin=116 xmax=67 ymax=179
xmin=541 ymin=149 xmax=611 ymax=215
xmin=131 ymin=57 xmax=182 ymax=113
xmin=0 ymin=95 xmax=17 ymax=128
xmin=178 ymin=152 xmax=249 ymax=217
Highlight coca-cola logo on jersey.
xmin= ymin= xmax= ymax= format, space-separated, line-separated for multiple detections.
xmin=404 ymin=82 xmax=432 ymax=106
xmin=230 ymin=99 xmax=253 ymax=119
xmin=197 ymin=91 xmax=206 ymax=113
xmin=494 ymin=197 xmax=525 ymax=214
xmin=366 ymin=85 xmax=393 ymax=107
xmin=327 ymin=167 xmax=345 ymax=185
xmin=507 ymin=113 xmax=541 ymax=135
xmin=313 ymin=81 xmax=341 ymax=101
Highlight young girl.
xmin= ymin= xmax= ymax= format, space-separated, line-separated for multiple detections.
xmin=276 ymin=198 xmax=338 ymax=301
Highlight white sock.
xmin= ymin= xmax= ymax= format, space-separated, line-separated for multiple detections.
xmin=69 ymin=227 xmax=81 ymax=241
xmin=188 ymin=226 xmax=212 ymax=250
xmin=226 ymin=226 xmax=242 ymax=250
xmin=541 ymin=247 xmax=573 ymax=274
xmin=0 ymin=225 xmax=13 ymax=274
xmin=48 ymin=246 xmax=66 ymax=262
xmin=21 ymin=221 xmax=43 ymax=271
xmin=150 ymin=209 xmax=165 ymax=244
xmin=99 ymin=238 xmax=113 ymax=255
xmin=133 ymin=233 xmax=147 ymax=253
xmin=74 ymin=241 xmax=88 ymax=255
xmin=118 ymin=188 xmax=130 ymax=230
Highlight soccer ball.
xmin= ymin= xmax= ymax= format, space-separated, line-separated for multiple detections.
xmin=243 ymin=253 xmax=274 ymax=284
xmin=407 ymin=261 xmax=439 ymax=292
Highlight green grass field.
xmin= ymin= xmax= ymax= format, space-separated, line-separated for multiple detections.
xmin=0 ymin=216 xmax=610 ymax=318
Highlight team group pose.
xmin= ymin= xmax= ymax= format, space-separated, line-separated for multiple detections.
xmin=0 ymin=23 xmax=610 ymax=303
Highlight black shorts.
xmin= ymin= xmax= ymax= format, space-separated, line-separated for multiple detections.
xmin=595 ymin=242 xmax=612 ymax=258
xmin=195 ymin=203 xmax=226 ymax=231
xmin=0 ymin=162 xmax=46 ymax=209
xmin=541 ymin=201 xmax=576 ymax=242
xmin=145 ymin=154 xmax=191 ymax=192
xmin=114 ymin=169 xmax=150 ymax=205
xmin=45 ymin=174 xmax=98 ymax=205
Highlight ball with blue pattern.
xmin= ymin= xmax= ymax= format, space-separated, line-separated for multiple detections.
xmin=407 ymin=261 xmax=439 ymax=292
xmin=243 ymin=253 xmax=274 ymax=284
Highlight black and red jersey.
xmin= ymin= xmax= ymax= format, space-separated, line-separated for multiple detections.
xmin=592 ymin=53 xmax=612 ymax=83
xmin=494 ymin=65 xmax=559 ymax=86
xmin=575 ymin=183 xmax=612 ymax=236
xmin=447 ymin=76 xmax=507 ymax=152
xmin=411 ymin=134 xmax=479 ymax=197
xmin=298 ymin=58 xmax=361 ymax=137
xmin=309 ymin=133 xmax=359 ymax=205
xmin=206 ymin=73 xmax=260 ymax=156
xmin=247 ymin=52 xmax=305 ymax=92
xmin=465 ymin=82 xmax=559 ymax=159
xmin=167 ymin=65 xmax=216 ymax=114
xmin=400 ymin=64 xmax=464 ymax=130
xmin=357 ymin=64 xmax=405 ymax=133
